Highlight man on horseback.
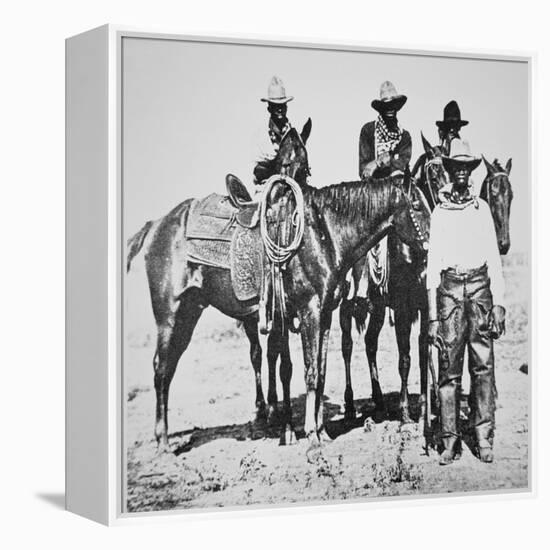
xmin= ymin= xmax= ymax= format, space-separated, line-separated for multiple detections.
xmin=436 ymin=100 xmax=469 ymax=155
xmin=359 ymin=81 xmax=412 ymax=179
xmin=426 ymin=139 xmax=506 ymax=466
xmin=411 ymin=100 xmax=469 ymax=180
xmin=354 ymin=81 xmax=412 ymax=311
xmin=253 ymin=76 xmax=294 ymax=191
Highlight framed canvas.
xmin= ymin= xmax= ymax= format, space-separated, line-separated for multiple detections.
xmin=66 ymin=25 xmax=533 ymax=525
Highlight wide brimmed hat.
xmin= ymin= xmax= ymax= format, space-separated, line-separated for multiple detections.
xmin=436 ymin=100 xmax=469 ymax=129
xmin=261 ymin=76 xmax=294 ymax=104
xmin=442 ymin=139 xmax=481 ymax=172
xmin=371 ymin=81 xmax=407 ymax=112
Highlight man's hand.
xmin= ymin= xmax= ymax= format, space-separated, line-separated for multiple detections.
xmin=489 ymin=305 xmax=506 ymax=339
xmin=378 ymin=151 xmax=391 ymax=166
xmin=362 ymin=160 xmax=379 ymax=179
xmin=427 ymin=320 xmax=439 ymax=346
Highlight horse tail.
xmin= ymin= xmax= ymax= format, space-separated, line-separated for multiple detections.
xmin=126 ymin=221 xmax=153 ymax=273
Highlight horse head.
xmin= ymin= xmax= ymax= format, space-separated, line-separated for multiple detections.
xmin=418 ymin=133 xmax=448 ymax=211
xmin=275 ymin=118 xmax=312 ymax=186
xmin=481 ymin=156 xmax=513 ymax=255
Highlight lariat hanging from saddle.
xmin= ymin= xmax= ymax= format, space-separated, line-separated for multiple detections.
xmin=259 ymin=174 xmax=305 ymax=332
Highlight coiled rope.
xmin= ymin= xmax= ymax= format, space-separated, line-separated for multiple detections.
xmin=259 ymin=174 xmax=305 ymax=265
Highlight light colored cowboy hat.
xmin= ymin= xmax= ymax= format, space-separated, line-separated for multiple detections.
xmin=261 ymin=76 xmax=294 ymax=104
xmin=436 ymin=100 xmax=469 ymax=129
xmin=371 ymin=81 xmax=407 ymax=112
xmin=441 ymin=139 xmax=481 ymax=172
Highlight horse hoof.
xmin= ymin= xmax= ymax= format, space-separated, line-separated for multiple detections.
xmin=267 ymin=406 xmax=279 ymax=427
xmin=373 ymin=408 xmax=387 ymax=423
xmin=255 ymin=403 xmax=268 ymax=423
xmin=344 ymin=407 xmax=356 ymax=422
xmin=280 ymin=424 xmax=298 ymax=446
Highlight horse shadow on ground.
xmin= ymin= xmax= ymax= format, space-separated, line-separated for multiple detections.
xmin=170 ymin=391 xmax=426 ymax=455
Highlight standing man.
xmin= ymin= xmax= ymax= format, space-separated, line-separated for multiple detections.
xmin=436 ymin=100 xmax=469 ymax=155
xmin=427 ymin=140 xmax=506 ymax=466
xmin=359 ymin=81 xmax=412 ymax=179
xmin=253 ymin=76 xmax=294 ymax=190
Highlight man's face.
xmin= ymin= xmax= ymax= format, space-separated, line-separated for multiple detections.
xmin=268 ymin=102 xmax=288 ymax=123
xmin=445 ymin=124 xmax=461 ymax=141
xmin=450 ymin=165 xmax=471 ymax=191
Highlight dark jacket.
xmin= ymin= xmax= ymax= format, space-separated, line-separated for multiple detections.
xmin=359 ymin=121 xmax=412 ymax=179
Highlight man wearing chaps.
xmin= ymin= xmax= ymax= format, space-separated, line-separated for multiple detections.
xmin=427 ymin=139 xmax=506 ymax=466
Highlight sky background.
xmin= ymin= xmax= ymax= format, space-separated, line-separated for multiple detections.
xmin=122 ymin=37 xmax=529 ymax=253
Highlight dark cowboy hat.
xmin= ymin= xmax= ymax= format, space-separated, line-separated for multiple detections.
xmin=261 ymin=76 xmax=294 ymax=104
xmin=442 ymin=139 xmax=481 ymax=172
xmin=371 ymin=81 xmax=407 ymax=112
xmin=436 ymin=100 xmax=469 ymax=129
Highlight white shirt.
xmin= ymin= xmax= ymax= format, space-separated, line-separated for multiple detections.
xmin=426 ymin=199 xmax=505 ymax=306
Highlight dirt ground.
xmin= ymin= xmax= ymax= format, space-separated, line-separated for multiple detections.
xmin=124 ymin=254 xmax=529 ymax=513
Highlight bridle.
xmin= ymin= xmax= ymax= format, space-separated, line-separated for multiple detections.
xmin=424 ymin=156 xmax=447 ymax=208
xmin=404 ymin=187 xmax=430 ymax=251
xmin=482 ymin=170 xmax=509 ymax=210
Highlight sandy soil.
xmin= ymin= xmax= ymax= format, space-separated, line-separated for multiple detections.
xmin=125 ymin=254 xmax=529 ymax=513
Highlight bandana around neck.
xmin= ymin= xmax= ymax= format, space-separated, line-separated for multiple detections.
xmin=438 ymin=183 xmax=479 ymax=210
xmin=375 ymin=115 xmax=402 ymax=157
xmin=269 ymin=118 xmax=291 ymax=147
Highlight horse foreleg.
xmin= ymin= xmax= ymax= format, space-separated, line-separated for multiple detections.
xmin=316 ymin=320 xmax=332 ymax=443
xmin=279 ymin=327 xmax=297 ymax=445
xmin=267 ymin=327 xmax=281 ymax=425
xmin=364 ymin=290 xmax=386 ymax=421
xmin=394 ymin=306 xmax=413 ymax=424
xmin=339 ymin=299 xmax=355 ymax=420
xmin=243 ymin=317 xmax=266 ymax=422
xmin=300 ymin=302 xmax=322 ymax=452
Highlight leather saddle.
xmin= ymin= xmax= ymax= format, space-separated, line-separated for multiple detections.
xmin=184 ymin=175 xmax=264 ymax=301
xmin=226 ymin=174 xmax=260 ymax=228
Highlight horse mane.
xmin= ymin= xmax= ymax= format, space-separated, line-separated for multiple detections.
xmin=305 ymin=177 xmax=396 ymax=220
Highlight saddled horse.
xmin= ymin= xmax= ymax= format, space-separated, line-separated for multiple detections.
xmin=339 ymin=134 xmax=513 ymax=427
xmin=126 ymin=121 xmax=312 ymax=452
xmin=127 ymin=126 xmax=431 ymax=455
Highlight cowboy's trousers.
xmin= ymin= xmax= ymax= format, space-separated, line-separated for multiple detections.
xmin=436 ymin=264 xmax=496 ymax=449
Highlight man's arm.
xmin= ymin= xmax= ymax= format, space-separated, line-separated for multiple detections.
xmin=359 ymin=123 xmax=376 ymax=178
xmin=388 ymin=130 xmax=412 ymax=173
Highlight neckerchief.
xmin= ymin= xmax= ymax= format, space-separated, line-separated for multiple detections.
xmin=438 ymin=183 xmax=479 ymax=210
xmin=269 ymin=118 xmax=291 ymax=150
xmin=375 ymin=115 xmax=402 ymax=158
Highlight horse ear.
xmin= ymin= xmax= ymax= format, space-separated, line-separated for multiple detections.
xmin=300 ymin=118 xmax=312 ymax=145
xmin=506 ymin=158 xmax=512 ymax=174
xmin=482 ymin=155 xmax=494 ymax=174
xmin=421 ymin=132 xmax=434 ymax=157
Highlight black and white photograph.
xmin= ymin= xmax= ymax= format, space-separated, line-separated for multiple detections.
xmin=123 ymin=35 xmax=529 ymax=513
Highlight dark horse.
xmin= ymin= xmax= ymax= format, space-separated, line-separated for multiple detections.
xmin=127 ymin=126 xmax=431 ymax=455
xmin=339 ymin=134 xmax=513 ymax=426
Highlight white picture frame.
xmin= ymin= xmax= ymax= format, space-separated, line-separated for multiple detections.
xmin=66 ymin=24 xmax=533 ymax=525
